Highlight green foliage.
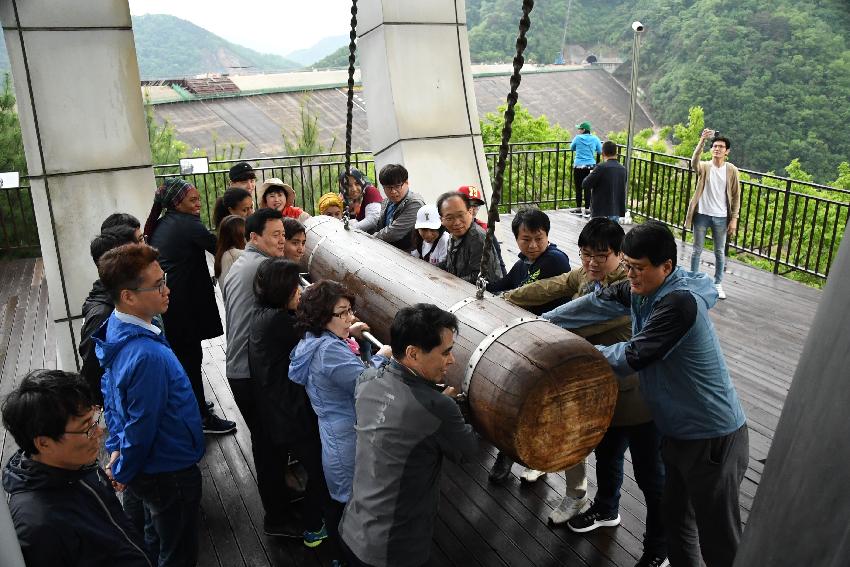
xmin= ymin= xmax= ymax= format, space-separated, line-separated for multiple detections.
xmin=480 ymin=103 xmax=569 ymax=145
xmin=131 ymin=14 xmax=300 ymax=79
xmin=145 ymin=97 xmax=188 ymax=166
xmin=311 ymin=45 xmax=353 ymax=69
xmin=0 ymin=73 xmax=25 ymax=173
xmin=0 ymin=73 xmax=35 ymax=251
xmin=283 ymin=98 xmax=336 ymax=156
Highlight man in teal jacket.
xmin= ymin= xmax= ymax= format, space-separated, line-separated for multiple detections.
xmin=94 ymin=243 xmax=204 ymax=567
xmin=544 ymin=221 xmax=748 ymax=567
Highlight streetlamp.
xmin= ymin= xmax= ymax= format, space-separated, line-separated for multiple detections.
xmin=624 ymin=21 xmax=645 ymax=224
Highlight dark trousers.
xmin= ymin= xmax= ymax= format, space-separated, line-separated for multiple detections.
xmin=127 ymin=465 xmax=202 ymax=567
xmin=594 ymin=421 xmax=666 ymax=558
xmin=661 ymin=425 xmax=749 ymax=567
xmin=573 ymin=166 xmax=593 ymax=208
xmin=169 ymin=336 xmax=209 ymax=419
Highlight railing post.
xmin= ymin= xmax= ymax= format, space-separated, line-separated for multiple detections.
xmin=648 ymin=152 xmax=656 ymax=219
xmin=774 ymin=178 xmax=793 ymax=274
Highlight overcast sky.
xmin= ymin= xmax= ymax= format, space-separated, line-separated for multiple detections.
xmin=128 ymin=0 xmax=353 ymax=56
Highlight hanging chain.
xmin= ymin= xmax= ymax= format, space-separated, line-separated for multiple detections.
xmin=342 ymin=0 xmax=358 ymax=231
xmin=476 ymin=0 xmax=534 ymax=299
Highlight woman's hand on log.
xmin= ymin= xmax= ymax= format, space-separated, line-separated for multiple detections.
xmin=349 ymin=321 xmax=369 ymax=338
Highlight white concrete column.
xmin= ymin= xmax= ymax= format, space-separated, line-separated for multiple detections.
xmin=0 ymin=0 xmax=155 ymax=370
xmin=357 ymin=0 xmax=492 ymax=206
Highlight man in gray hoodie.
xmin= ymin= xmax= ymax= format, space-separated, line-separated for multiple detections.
xmin=339 ymin=304 xmax=477 ymax=567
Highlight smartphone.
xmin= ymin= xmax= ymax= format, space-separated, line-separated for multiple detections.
xmin=713 ymin=130 xmax=721 ymax=138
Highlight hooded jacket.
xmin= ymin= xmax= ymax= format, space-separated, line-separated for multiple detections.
xmin=94 ymin=313 xmax=204 ymax=484
xmin=2 ymin=450 xmax=151 ymax=567
xmin=438 ymin=222 xmax=503 ymax=285
xmin=543 ymin=267 xmax=746 ymax=439
xmin=79 ymin=279 xmax=114 ymax=403
xmin=359 ymin=190 xmax=425 ymax=251
xmin=289 ymin=331 xmax=386 ymax=502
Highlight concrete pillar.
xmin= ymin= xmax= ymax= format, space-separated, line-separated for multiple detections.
xmin=733 ymin=222 xmax=850 ymax=566
xmin=357 ymin=0 xmax=492 ymax=206
xmin=1 ymin=0 xmax=155 ymax=370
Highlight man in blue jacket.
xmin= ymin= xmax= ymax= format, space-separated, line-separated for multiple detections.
xmin=544 ymin=221 xmax=748 ymax=567
xmin=94 ymin=243 xmax=205 ymax=567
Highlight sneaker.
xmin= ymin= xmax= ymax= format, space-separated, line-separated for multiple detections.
xmin=519 ymin=468 xmax=547 ymax=483
xmin=715 ymin=283 xmax=727 ymax=299
xmin=548 ymin=496 xmax=590 ymax=526
xmin=635 ymin=553 xmax=669 ymax=567
xmin=488 ymin=452 xmax=514 ymax=484
xmin=302 ymin=522 xmax=327 ymax=548
xmin=202 ymin=414 xmax=236 ymax=435
xmin=263 ymin=519 xmax=301 ymax=538
xmin=566 ymin=505 xmax=621 ymax=533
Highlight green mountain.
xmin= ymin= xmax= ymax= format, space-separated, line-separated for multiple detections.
xmin=132 ymin=14 xmax=300 ymax=78
xmin=0 ymin=14 xmax=300 ymax=78
xmin=464 ymin=0 xmax=850 ymax=182
xmin=312 ymin=45 xmax=353 ymax=69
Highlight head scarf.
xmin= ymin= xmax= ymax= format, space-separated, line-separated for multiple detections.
xmin=318 ymin=192 xmax=344 ymax=214
xmin=155 ymin=177 xmax=193 ymax=209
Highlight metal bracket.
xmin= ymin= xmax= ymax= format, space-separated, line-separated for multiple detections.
xmin=447 ymin=296 xmax=479 ymax=314
xmin=307 ymin=233 xmax=330 ymax=273
xmin=461 ymin=316 xmax=542 ymax=395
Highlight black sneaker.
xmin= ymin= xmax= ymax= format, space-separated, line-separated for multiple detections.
xmin=488 ymin=452 xmax=514 ymax=484
xmin=567 ymin=506 xmax=621 ymax=533
xmin=263 ymin=519 xmax=301 ymax=538
xmin=202 ymin=414 xmax=236 ymax=435
xmin=634 ymin=554 xmax=669 ymax=567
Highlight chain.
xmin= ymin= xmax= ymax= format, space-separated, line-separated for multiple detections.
xmin=476 ymin=0 xmax=534 ymax=299
xmin=342 ymin=0 xmax=358 ymax=231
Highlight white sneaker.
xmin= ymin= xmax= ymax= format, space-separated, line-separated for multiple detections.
xmin=715 ymin=283 xmax=727 ymax=299
xmin=519 ymin=468 xmax=546 ymax=483
xmin=547 ymin=496 xmax=589 ymax=525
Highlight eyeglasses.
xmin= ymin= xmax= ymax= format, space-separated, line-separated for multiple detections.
xmin=332 ymin=307 xmax=356 ymax=319
xmin=383 ymin=183 xmax=405 ymax=193
xmin=441 ymin=213 xmax=470 ymax=224
xmin=579 ymin=250 xmax=614 ymax=264
xmin=622 ymin=262 xmax=648 ymax=274
xmin=64 ymin=407 xmax=104 ymax=439
xmin=130 ymin=273 xmax=167 ymax=294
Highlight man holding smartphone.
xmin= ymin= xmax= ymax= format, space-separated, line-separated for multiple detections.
xmin=684 ymin=128 xmax=741 ymax=299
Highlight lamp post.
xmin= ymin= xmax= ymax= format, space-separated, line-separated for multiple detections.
xmin=624 ymin=21 xmax=645 ymax=222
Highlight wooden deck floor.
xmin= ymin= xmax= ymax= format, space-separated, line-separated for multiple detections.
xmin=0 ymin=210 xmax=822 ymax=566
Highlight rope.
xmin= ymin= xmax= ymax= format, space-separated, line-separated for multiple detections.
xmin=342 ymin=0 xmax=358 ymax=230
xmin=476 ymin=0 xmax=534 ymax=299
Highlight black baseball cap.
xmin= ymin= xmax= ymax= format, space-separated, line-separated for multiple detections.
xmin=229 ymin=162 xmax=256 ymax=182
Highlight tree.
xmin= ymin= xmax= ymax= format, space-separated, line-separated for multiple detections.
xmin=0 ymin=73 xmax=25 ymax=173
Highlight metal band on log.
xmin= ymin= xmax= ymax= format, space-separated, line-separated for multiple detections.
xmin=302 ymin=216 xmax=618 ymax=472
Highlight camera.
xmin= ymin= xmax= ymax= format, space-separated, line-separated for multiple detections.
xmin=632 ymin=21 xmax=645 ymax=32
xmin=714 ymin=130 xmax=721 ymax=138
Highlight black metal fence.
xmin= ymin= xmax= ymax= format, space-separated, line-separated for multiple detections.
xmin=2 ymin=144 xmax=847 ymax=282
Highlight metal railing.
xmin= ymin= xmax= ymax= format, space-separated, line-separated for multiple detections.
xmin=3 ymin=144 xmax=847 ymax=281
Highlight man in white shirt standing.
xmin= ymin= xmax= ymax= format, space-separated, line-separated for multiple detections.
xmin=684 ymin=128 xmax=741 ymax=299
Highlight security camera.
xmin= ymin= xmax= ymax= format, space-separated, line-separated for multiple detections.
xmin=632 ymin=21 xmax=645 ymax=32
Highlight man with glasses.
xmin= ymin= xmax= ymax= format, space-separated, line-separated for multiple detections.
xmin=684 ymin=129 xmax=741 ymax=300
xmin=505 ymin=218 xmax=668 ymax=567
xmin=543 ymin=221 xmax=748 ymax=567
xmin=357 ymin=164 xmax=424 ymax=251
xmin=436 ymin=191 xmax=503 ymax=285
xmin=93 ymin=243 xmax=205 ymax=567
xmin=2 ymin=369 xmax=152 ymax=567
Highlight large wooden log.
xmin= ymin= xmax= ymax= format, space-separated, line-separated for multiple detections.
xmin=302 ymin=216 xmax=617 ymax=472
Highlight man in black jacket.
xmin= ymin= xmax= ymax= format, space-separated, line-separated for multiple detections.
xmin=1 ymin=369 xmax=152 ymax=567
xmin=582 ymin=141 xmax=627 ymax=222
xmin=436 ymin=191 xmax=503 ymax=285
xmin=79 ymin=222 xmax=141 ymax=404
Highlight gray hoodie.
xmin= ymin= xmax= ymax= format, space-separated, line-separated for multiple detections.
xmin=223 ymin=244 xmax=271 ymax=379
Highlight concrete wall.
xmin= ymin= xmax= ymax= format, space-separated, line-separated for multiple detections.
xmin=1 ymin=0 xmax=155 ymax=370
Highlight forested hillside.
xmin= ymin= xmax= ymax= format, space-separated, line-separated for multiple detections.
xmin=466 ymin=0 xmax=850 ymax=182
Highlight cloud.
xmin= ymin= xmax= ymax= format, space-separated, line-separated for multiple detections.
xmin=128 ymin=0 xmax=352 ymax=56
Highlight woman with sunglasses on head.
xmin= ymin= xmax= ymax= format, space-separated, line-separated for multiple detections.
xmin=289 ymin=280 xmax=392 ymax=554
xmin=145 ymin=177 xmax=236 ymax=435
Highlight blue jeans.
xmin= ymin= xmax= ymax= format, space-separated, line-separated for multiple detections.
xmin=690 ymin=213 xmax=727 ymax=283
xmin=593 ymin=421 xmax=667 ymax=558
xmin=128 ymin=465 xmax=202 ymax=567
